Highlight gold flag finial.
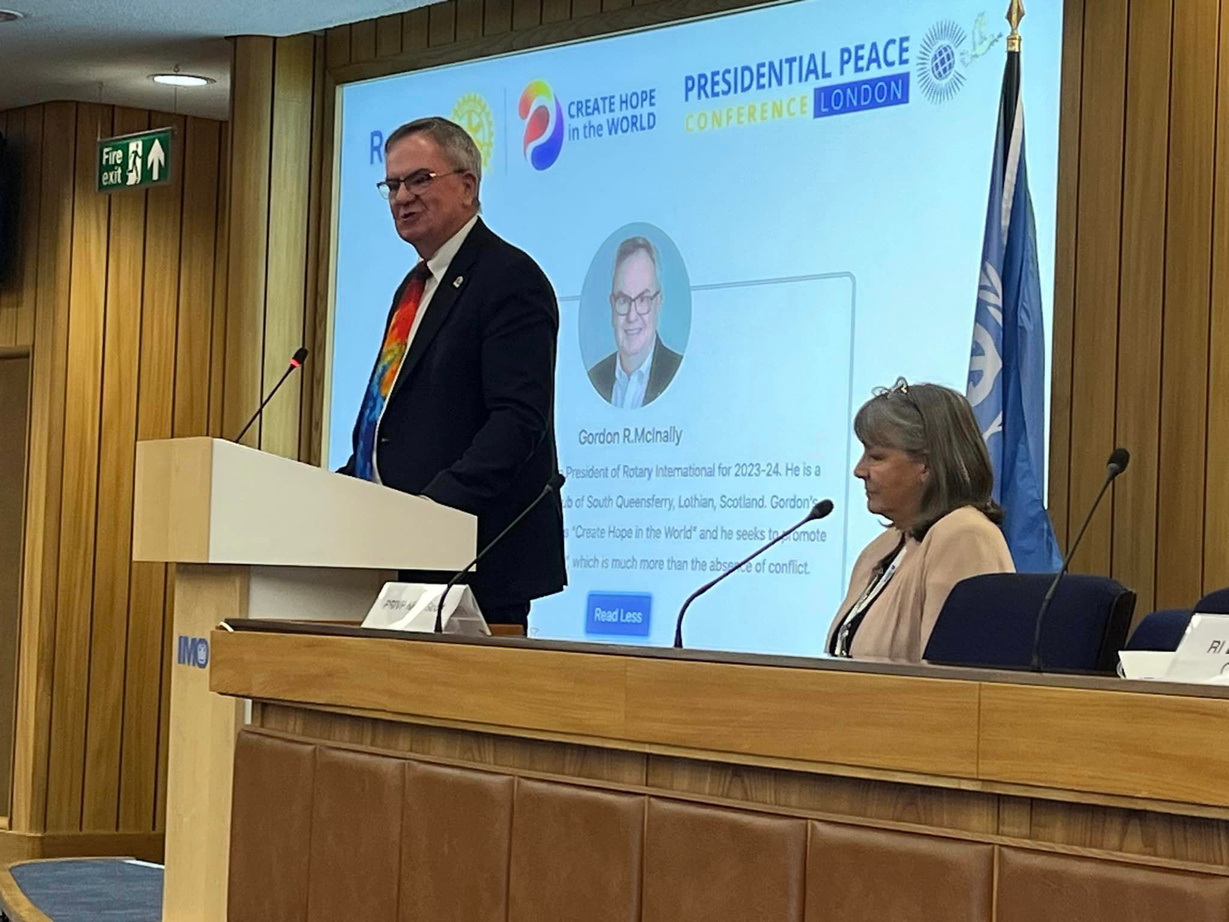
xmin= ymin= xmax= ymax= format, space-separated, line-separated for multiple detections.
xmin=1006 ymin=0 xmax=1025 ymax=51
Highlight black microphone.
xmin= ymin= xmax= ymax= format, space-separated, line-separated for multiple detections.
xmin=1029 ymin=447 xmax=1130 ymax=671
xmin=233 ymin=347 xmax=309 ymax=444
xmin=434 ymin=472 xmax=565 ymax=632
xmin=674 ymin=499 xmax=833 ymax=649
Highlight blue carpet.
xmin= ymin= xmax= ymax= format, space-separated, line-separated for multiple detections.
xmin=6 ymin=859 xmax=162 ymax=922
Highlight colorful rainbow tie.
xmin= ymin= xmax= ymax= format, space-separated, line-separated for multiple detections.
xmin=354 ymin=263 xmax=430 ymax=481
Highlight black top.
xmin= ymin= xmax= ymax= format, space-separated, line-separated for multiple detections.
xmin=828 ymin=536 xmax=907 ymax=657
xmin=341 ymin=219 xmax=567 ymax=607
xmin=587 ymin=335 xmax=683 ymax=407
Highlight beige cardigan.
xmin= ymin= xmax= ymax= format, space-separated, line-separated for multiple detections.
xmin=827 ymin=506 xmax=1015 ymax=663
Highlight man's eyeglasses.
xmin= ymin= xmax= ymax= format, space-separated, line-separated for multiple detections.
xmin=610 ymin=289 xmax=661 ymax=317
xmin=376 ymin=168 xmax=465 ymax=200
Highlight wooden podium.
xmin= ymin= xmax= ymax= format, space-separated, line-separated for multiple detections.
xmin=131 ymin=437 xmax=477 ymax=922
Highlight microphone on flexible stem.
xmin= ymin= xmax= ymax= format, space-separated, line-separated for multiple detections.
xmin=233 ymin=347 xmax=309 ymax=445
xmin=674 ymin=499 xmax=834 ymax=649
xmin=434 ymin=472 xmax=566 ymax=633
xmin=1029 ymin=447 xmax=1130 ymax=671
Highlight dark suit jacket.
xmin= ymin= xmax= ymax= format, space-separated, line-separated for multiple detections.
xmin=341 ymin=219 xmax=566 ymax=607
xmin=587 ymin=335 xmax=683 ymax=407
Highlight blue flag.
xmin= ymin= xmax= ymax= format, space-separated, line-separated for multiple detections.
xmin=966 ymin=50 xmax=1062 ymax=572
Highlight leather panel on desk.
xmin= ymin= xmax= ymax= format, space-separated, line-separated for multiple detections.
xmin=228 ymin=731 xmax=316 ymax=922
xmin=804 ymin=821 xmax=994 ymax=922
xmin=401 ymin=762 xmax=514 ymax=922
xmin=306 ymin=748 xmax=406 ymax=922
xmin=996 ymin=847 xmax=1229 ymax=922
xmin=508 ymin=778 xmax=644 ymax=922
xmin=642 ymin=797 xmax=806 ymax=922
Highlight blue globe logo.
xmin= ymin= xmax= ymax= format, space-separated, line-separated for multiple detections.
xmin=930 ymin=44 xmax=956 ymax=81
xmin=917 ymin=21 xmax=968 ymax=104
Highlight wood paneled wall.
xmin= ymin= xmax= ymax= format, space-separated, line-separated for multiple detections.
xmin=0 ymin=356 xmax=30 ymax=814
xmin=223 ymin=34 xmax=327 ymax=462
xmin=1051 ymin=0 xmax=1229 ymax=613
xmin=0 ymin=102 xmax=229 ymax=842
xmin=222 ymin=0 xmax=1229 ymax=620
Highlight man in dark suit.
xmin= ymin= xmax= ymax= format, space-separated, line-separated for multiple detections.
xmin=587 ymin=236 xmax=683 ymax=408
xmin=340 ymin=116 xmax=565 ymax=626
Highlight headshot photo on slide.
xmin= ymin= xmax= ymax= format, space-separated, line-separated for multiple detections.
xmin=579 ymin=222 xmax=692 ymax=409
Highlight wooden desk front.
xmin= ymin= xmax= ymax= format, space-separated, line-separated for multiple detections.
xmin=200 ymin=625 xmax=1229 ymax=922
xmin=212 ymin=623 xmax=1229 ymax=844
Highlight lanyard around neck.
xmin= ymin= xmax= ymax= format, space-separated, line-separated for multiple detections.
xmin=832 ymin=543 xmax=907 ymax=657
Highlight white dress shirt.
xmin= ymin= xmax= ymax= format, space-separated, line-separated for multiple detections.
xmin=372 ymin=214 xmax=479 ymax=482
xmin=612 ymin=343 xmax=655 ymax=409
xmin=409 ymin=213 xmax=479 ymax=346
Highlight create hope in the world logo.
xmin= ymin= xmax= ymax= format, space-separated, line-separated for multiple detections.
xmin=519 ymin=79 xmax=566 ymax=170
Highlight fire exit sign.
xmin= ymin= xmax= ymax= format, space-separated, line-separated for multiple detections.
xmin=97 ymin=128 xmax=173 ymax=192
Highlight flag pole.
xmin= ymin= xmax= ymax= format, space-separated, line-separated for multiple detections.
xmin=1006 ymin=0 xmax=1024 ymax=51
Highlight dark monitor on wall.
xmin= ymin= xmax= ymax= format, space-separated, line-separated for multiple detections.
xmin=0 ymin=133 xmax=14 ymax=285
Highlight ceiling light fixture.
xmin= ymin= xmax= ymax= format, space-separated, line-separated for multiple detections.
xmin=151 ymin=73 xmax=214 ymax=88
xmin=0 ymin=10 xmax=26 ymax=22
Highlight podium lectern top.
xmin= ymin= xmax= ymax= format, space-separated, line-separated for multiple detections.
xmin=132 ymin=437 xmax=476 ymax=571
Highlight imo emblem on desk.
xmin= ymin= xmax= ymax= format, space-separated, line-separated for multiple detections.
xmin=177 ymin=635 xmax=210 ymax=670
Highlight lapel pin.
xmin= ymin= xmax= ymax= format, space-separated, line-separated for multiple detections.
xmin=453 ymin=275 xmax=464 ymax=288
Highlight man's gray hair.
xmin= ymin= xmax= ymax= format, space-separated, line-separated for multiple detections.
xmin=385 ymin=116 xmax=482 ymax=198
xmin=611 ymin=236 xmax=660 ymax=290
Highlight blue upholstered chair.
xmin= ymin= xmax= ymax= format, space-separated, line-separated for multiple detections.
xmin=923 ymin=573 xmax=1135 ymax=674
xmin=1124 ymin=609 xmax=1191 ymax=651
xmin=1195 ymin=587 xmax=1229 ymax=614
xmin=1124 ymin=587 xmax=1229 ymax=651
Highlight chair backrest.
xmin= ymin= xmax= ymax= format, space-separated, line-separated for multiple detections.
xmin=1124 ymin=609 xmax=1191 ymax=652
xmin=923 ymin=573 xmax=1136 ymax=673
xmin=1195 ymin=587 xmax=1229 ymax=614
xmin=1125 ymin=588 xmax=1229 ymax=653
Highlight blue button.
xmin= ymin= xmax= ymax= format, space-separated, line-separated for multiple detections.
xmin=585 ymin=592 xmax=652 ymax=636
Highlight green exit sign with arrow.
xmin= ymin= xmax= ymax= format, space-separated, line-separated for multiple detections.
xmin=97 ymin=128 xmax=173 ymax=192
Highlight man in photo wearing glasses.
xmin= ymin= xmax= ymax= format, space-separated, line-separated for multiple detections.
xmin=587 ymin=236 xmax=684 ymax=409
xmin=339 ymin=116 xmax=566 ymax=629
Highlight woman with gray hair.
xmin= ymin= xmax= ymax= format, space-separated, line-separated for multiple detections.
xmin=827 ymin=378 xmax=1014 ymax=662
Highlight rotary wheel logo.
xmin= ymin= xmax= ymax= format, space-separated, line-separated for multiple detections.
xmin=917 ymin=20 xmax=968 ymax=104
xmin=452 ymin=93 xmax=496 ymax=169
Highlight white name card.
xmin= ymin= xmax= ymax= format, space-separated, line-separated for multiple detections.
xmin=362 ymin=582 xmax=490 ymax=635
xmin=1120 ymin=613 xmax=1229 ymax=684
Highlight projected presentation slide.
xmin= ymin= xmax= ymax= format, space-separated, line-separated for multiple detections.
xmin=329 ymin=0 xmax=1063 ymax=654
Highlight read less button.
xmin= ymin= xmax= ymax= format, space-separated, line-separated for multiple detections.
xmin=585 ymin=592 xmax=652 ymax=637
